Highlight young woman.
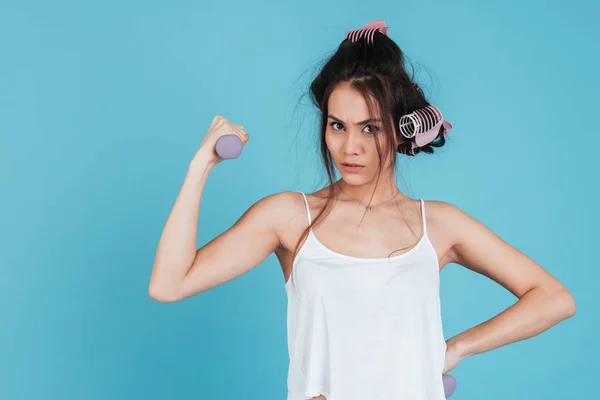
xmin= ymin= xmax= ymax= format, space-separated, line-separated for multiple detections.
xmin=148 ymin=20 xmax=576 ymax=400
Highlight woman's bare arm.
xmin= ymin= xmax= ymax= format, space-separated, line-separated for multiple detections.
xmin=148 ymin=154 xmax=290 ymax=303
xmin=438 ymin=201 xmax=576 ymax=360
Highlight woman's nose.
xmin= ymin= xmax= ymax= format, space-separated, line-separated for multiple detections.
xmin=342 ymin=132 xmax=361 ymax=154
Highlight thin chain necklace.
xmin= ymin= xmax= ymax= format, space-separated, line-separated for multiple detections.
xmin=363 ymin=190 xmax=401 ymax=211
xmin=337 ymin=184 xmax=402 ymax=212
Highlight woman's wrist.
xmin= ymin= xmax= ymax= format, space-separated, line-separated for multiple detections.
xmin=447 ymin=336 xmax=472 ymax=361
xmin=189 ymin=151 xmax=216 ymax=171
xmin=187 ymin=154 xmax=215 ymax=184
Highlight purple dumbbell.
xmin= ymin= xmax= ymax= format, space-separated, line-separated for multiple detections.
xmin=443 ymin=374 xmax=457 ymax=398
xmin=215 ymin=134 xmax=243 ymax=159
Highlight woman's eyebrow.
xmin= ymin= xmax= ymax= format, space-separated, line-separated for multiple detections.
xmin=327 ymin=114 xmax=382 ymax=125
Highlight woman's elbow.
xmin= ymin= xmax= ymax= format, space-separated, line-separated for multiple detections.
xmin=563 ymin=291 xmax=576 ymax=317
xmin=554 ymin=288 xmax=576 ymax=318
xmin=148 ymin=284 xmax=180 ymax=303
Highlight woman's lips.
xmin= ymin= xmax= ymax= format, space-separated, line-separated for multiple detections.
xmin=341 ymin=163 xmax=364 ymax=173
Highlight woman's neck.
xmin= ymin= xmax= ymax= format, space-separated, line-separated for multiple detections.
xmin=333 ymin=178 xmax=405 ymax=206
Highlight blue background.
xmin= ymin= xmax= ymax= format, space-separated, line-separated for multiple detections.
xmin=1 ymin=0 xmax=597 ymax=399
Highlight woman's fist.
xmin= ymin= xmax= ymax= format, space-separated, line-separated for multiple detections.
xmin=193 ymin=115 xmax=249 ymax=165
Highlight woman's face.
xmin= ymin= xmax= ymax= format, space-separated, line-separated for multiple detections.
xmin=325 ymin=82 xmax=397 ymax=184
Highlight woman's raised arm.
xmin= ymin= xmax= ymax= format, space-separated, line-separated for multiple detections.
xmin=148 ymin=116 xmax=290 ymax=302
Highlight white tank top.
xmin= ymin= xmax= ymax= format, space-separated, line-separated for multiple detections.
xmin=284 ymin=192 xmax=447 ymax=400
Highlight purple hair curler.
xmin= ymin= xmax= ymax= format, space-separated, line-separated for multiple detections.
xmin=443 ymin=374 xmax=457 ymax=398
xmin=215 ymin=134 xmax=243 ymax=159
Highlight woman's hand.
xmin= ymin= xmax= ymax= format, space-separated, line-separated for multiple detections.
xmin=192 ymin=115 xmax=249 ymax=166
xmin=442 ymin=340 xmax=466 ymax=375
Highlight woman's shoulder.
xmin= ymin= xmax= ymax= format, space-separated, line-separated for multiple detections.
xmin=252 ymin=190 xmax=303 ymax=212
xmin=253 ymin=191 xmax=319 ymax=243
xmin=422 ymin=199 xmax=486 ymax=255
xmin=421 ymin=199 xmax=466 ymax=231
xmin=253 ymin=191 xmax=312 ymax=222
xmin=280 ymin=189 xmax=329 ymax=208
xmin=422 ymin=199 xmax=468 ymax=222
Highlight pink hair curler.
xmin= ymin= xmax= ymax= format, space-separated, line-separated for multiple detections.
xmin=215 ymin=134 xmax=243 ymax=159
xmin=398 ymin=104 xmax=452 ymax=155
xmin=345 ymin=19 xmax=389 ymax=45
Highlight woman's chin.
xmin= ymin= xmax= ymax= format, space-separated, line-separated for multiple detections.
xmin=339 ymin=172 xmax=366 ymax=183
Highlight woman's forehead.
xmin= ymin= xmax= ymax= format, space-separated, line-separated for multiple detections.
xmin=328 ymin=86 xmax=382 ymax=123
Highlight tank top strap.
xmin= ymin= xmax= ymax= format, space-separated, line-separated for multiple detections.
xmin=297 ymin=192 xmax=312 ymax=229
xmin=420 ymin=199 xmax=428 ymax=236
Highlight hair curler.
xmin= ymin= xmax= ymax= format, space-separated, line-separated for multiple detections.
xmin=215 ymin=134 xmax=243 ymax=159
xmin=398 ymin=104 xmax=452 ymax=154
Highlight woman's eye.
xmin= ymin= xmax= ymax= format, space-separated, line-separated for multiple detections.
xmin=329 ymin=122 xmax=379 ymax=134
xmin=330 ymin=122 xmax=343 ymax=130
xmin=364 ymin=124 xmax=380 ymax=134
